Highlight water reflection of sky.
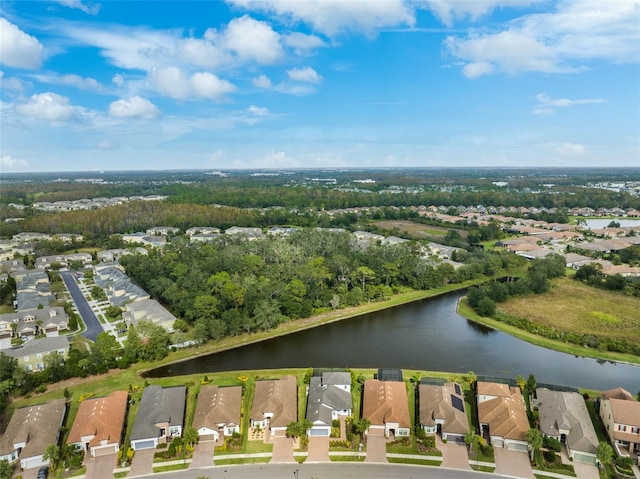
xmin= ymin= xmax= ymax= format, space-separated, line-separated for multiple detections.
xmin=150 ymin=292 xmax=640 ymax=393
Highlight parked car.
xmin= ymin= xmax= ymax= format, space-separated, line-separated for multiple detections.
xmin=37 ymin=466 xmax=49 ymax=479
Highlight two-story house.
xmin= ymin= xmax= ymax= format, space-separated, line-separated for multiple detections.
xmin=599 ymin=387 xmax=640 ymax=465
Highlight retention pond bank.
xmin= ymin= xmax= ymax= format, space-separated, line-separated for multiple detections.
xmin=148 ymin=291 xmax=640 ymax=393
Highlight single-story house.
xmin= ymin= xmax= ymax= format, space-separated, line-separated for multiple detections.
xmin=419 ymin=381 xmax=469 ymax=442
xmin=306 ymin=372 xmax=352 ymax=437
xmin=192 ymin=385 xmax=242 ymax=442
xmin=363 ymin=379 xmax=411 ymax=439
xmin=599 ymin=388 xmax=640 ymax=465
xmin=0 ymin=398 xmax=66 ymax=469
xmin=4 ymin=336 xmax=70 ymax=372
xmin=130 ymin=386 xmax=186 ymax=450
xmin=477 ymin=382 xmax=529 ymax=451
xmin=536 ymin=388 xmax=598 ymax=464
xmin=67 ymin=390 xmax=128 ymax=457
xmin=250 ymin=375 xmax=297 ymax=436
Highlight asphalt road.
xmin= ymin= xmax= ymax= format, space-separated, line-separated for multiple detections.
xmin=132 ymin=463 xmax=504 ymax=479
xmin=60 ymin=271 xmax=103 ymax=341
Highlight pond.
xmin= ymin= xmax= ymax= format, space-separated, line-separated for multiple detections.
xmin=148 ymin=291 xmax=640 ymax=393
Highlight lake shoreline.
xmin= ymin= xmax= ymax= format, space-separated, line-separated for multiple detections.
xmin=141 ymin=281 xmax=480 ymax=377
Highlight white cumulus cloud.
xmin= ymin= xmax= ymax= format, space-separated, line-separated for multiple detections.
xmin=252 ymin=74 xmax=272 ymax=89
xmin=247 ymin=105 xmax=270 ymax=116
xmin=424 ymin=0 xmax=546 ymax=27
xmin=149 ymin=67 xmax=236 ymax=100
xmin=112 ymin=73 xmax=124 ymax=86
xmin=15 ymin=92 xmax=84 ymax=122
xmin=445 ymin=0 xmax=640 ymax=77
xmin=32 ymin=73 xmax=105 ymax=92
xmin=1 ymin=155 xmax=29 ymax=171
xmin=287 ymin=66 xmax=323 ymax=83
xmin=207 ymin=15 xmax=284 ymax=64
xmin=556 ymin=142 xmax=586 ymax=155
xmin=533 ymin=93 xmax=606 ymax=114
xmin=0 ymin=18 xmax=44 ymax=69
xmin=228 ymin=0 xmax=414 ymax=36
xmin=109 ymin=96 xmax=160 ymax=119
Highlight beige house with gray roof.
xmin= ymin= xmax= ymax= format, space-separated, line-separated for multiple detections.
xmin=0 ymin=398 xmax=66 ymax=470
xmin=536 ymin=388 xmax=598 ymax=464
xmin=419 ymin=382 xmax=469 ymax=442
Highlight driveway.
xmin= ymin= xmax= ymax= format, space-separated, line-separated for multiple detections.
xmin=437 ymin=436 xmax=471 ymax=470
xmin=271 ymin=436 xmax=295 ymax=463
xmin=494 ymin=448 xmax=534 ymax=479
xmin=189 ymin=439 xmax=215 ymax=468
xmin=307 ymin=436 xmax=330 ymax=462
xmin=365 ymin=429 xmax=388 ymax=463
xmin=85 ymin=452 xmax=117 ymax=479
xmin=60 ymin=271 xmax=103 ymax=341
xmin=128 ymin=448 xmax=155 ymax=477
xmin=573 ymin=461 xmax=600 ymax=479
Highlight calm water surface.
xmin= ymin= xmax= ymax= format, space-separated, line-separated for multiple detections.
xmin=150 ymin=292 xmax=640 ymax=392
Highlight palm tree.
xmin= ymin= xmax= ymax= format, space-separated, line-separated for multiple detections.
xmin=596 ymin=441 xmax=614 ymax=470
xmin=526 ymin=428 xmax=543 ymax=463
xmin=464 ymin=430 xmax=478 ymax=452
xmin=465 ymin=371 xmax=477 ymax=389
xmin=183 ymin=427 xmax=199 ymax=447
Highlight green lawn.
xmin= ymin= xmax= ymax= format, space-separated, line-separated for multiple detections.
xmin=388 ymin=457 xmax=442 ymax=466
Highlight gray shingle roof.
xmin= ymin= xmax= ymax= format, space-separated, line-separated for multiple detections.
xmin=4 ymin=336 xmax=69 ymax=357
xmin=306 ymin=376 xmax=352 ymax=426
xmin=131 ymin=386 xmax=186 ymax=442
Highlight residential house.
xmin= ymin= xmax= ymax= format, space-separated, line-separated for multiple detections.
xmin=146 ymin=226 xmax=180 ymax=236
xmin=250 ymin=375 xmax=297 ymax=436
xmin=94 ymin=265 xmax=150 ymax=307
xmin=67 ymin=390 xmax=128 ymax=457
xmin=0 ymin=259 xmax=25 ymax=273
xmin=536 ymin=388 xmax=598 ymax=464
xmin=225 ymin=227 xmax=264 ymax=240
xmin=599 ymin=388 xmax=640 ymax=464
xmin=130 ymin=386 xmax=186 ymax=450
xmin=14 ymin=269 xmax=54 ymax=311
xmin=363 ymin=379 xmax=411 ymax=439
xmin=123 ymin=299 xmax=177 ymax=332
xmin=0 ymin=307 xmax=68 ymax=350
xmin=419 ymin=381 xmax=469 ymax=442
xmin=0 ymin=398 xmax=66 ymax=469
xmin=192 ymin=385 xmax=242 ymax=442
xmin=477 ymin=382 xmax=529 ymax=451
xmin=306 ymin=372 xmax=352 ymax=437
xmin=65 ymin=252 xmax=93 ymax=266
xmin=4 ymin=336 xmax=70 ymax=372
xmin=35 ymin=254 xmax=67 ymax=270
xmin=186 ymin=227 xmax=220 ymax=236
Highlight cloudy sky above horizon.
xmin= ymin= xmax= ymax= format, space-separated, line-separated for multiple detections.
xmin=1 ymin=0 xmax=639 ymax=172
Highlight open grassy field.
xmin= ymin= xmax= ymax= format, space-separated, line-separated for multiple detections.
xmin=498 ymin=277 xmax=640 ymax=344
xmin=372 ymin=220 xmax=466 ymax=239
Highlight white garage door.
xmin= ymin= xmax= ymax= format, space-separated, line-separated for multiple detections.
xmin=94 ymin=444 xmax=117 ymax=457
xmin=132 ymin=439 xmax=156 ymax=450
xmin=22 ymin=455 xmax=46 ymax=469
xmin=506 ymin=442 xmax=528 ymax=452
xmin=572 ymin=452 xmax=596 ymax=465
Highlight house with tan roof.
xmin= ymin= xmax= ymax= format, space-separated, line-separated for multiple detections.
xmin=0 ymin=398 xmax=66 ymax=470
xmin=599 ymin=387 xmax=640 ymax=465
xmin=193 ymin=385 xmax=242 ymax=442
xmin=419 ymin=381 xmax=469 ymax=442
xmin=363 ymin=379 xmax=410 ymax=439
xmin=477 ymin=382 xmax=529 ymax=451
xmin=535 ymin=388 xmax=598 ymax=464
xmin=67 ymin=390 xmax=128 ymax=457
xmin=250 ymin=375 xmax=297 ymax=436
xmin=130 ymin=386 xmax=186 ymax=450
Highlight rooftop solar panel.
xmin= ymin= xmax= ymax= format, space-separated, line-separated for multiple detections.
xmin=454 ymin=384 xmax=462 ymax=395
xmin=451 ymin=394 xmax=465 ymax=413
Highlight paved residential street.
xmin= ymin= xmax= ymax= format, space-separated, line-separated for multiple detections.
xmin=60 ymin=271 xmax=104 ymax=341
xmin=129 ymin=462 xmax=503 ymax=479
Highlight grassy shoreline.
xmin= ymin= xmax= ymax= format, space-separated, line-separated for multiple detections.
xmin=456 ymin=298 xmax=640 ymax=366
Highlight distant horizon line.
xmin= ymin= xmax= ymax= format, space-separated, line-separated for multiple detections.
xmin=2 ymin=166 xmax=640 ymax=176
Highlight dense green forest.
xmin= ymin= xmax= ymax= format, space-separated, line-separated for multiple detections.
xmin=120 ymin=230 xmax=525 ymax=342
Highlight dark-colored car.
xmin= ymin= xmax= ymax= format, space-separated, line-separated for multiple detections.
xmin=36 ymin=466 xmax=49 ymax=479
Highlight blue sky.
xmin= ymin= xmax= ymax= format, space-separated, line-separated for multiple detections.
xmin=1 ymin=0 xmax=639 ymax=172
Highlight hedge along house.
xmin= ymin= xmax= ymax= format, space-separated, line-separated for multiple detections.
xmin=67 ymin=390 xmax=128 ymax=458
xmin=130 ymin=386 xmax=186 ymax=450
